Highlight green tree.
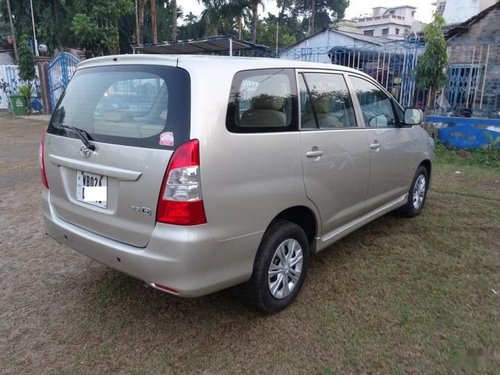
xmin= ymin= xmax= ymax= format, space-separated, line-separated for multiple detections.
xmin=416 ymin=13 xmax=448 ymax=91
xmin=71 ymin=0 xmax=134 ymax=56
xmin=284 ymin=0 xmax=349 ymax=34
xmin=17 ymin=35 xmax=36 ymax=113
xmin=18 ymin=36 xmax=36 ymax=82
xmin=257 ymin=13 xmax=298 ymax=52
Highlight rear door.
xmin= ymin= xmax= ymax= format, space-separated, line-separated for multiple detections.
xmin=299 ymin=71 xmax=371 ymax=235
xmin=44 ymin=64 xmax=191 ymax=247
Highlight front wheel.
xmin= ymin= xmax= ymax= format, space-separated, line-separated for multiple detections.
xmin=399 ymin=165 xmax=429 ymax=218
xmin=247 ymin=220 xmax=309 ymax=313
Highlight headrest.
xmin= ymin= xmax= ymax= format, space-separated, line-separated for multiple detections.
xmin=306 ymin=95 xmax=332 ymax=114
xmin=252 ymin=94 xmax=284 ymax=111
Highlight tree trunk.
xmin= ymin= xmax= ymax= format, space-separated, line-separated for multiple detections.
xmin=151 ymin=0 xmax=157 ymax=44
xmin=237 ymin=16 xmax=242 ymax=40
xmin=426 ymin=87 xmax=432 ymax=112
xmin=5 ymin=0 xmax=18 ymax=63
xmin=171 ymin=0 xmax=177 ymax=42
xmin=251 ymin=1 xmax=258 ymax=43
xmin=310 ymin=0 xmax=316 ymax=35
xmin=137 ymin=0 xmax=147 ymax=46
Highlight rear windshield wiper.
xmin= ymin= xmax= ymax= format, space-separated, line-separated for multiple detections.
xmin=59 ymin=125 xmax=96 ymax=151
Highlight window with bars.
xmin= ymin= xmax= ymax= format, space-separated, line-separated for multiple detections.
xmin=447 ymin=64 xmax=484 ymax=111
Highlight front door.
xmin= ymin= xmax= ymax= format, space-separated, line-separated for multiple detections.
xmin=348 ymin=75 xmax=414 ymax=212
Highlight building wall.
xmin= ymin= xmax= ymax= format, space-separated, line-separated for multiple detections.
xmin=279 ymin=30 xmax=379 ymax=63
xmin=354 ymin=6 xmax=417 ymax=39
xmin=446 ymin=5 xmax=500 ymax=114
xmin=0 ymin=51 xmax=14 ymax=65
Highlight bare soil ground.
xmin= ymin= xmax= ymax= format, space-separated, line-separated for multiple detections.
xmin=1 ymin=112 xmax=498 ymax=374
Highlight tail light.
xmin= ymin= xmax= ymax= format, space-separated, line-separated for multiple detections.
xmin=39 ymin=127 xmax=49 ymax=189
xmin=156 ymin=139 xmax=207 ymax=225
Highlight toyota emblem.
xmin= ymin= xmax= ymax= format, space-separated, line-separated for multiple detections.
xmin=80 ymin=145 xmax=92 ymax=158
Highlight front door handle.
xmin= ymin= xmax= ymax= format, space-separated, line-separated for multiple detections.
xmin=306 ymin=150 xmax=324 ymax=158
xmin=370 ymin=142 xmax=381 ymax=150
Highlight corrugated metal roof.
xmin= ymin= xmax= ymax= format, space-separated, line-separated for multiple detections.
xmin=136 ymin=36 xmax=269 ymax=55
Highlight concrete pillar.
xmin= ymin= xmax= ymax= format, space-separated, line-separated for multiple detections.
xmin=35 ymin=56 xmax=51 ymax=114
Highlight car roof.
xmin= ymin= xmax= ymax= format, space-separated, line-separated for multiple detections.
xmin=76 ymin=54 xmax=369 ymax=77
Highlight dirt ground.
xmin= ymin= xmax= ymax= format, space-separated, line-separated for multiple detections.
xmin=1 ymin=112 xmax=498 ymax=374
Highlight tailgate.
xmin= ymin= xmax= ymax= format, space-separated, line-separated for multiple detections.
xmin=45 ymin=135 xmax=172 ymax=247
xmin=43 ymin=63 xmax=190 ymax=247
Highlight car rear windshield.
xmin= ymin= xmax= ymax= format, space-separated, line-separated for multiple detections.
xmin=48 ymin=65 xmax=190 ymax=149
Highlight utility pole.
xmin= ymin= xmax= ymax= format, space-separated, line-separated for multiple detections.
xmin=29 ymin=0 xmax=39 ymax=56
xmin=135 ymin=0 xmax=140 ymax=46
xmin=6 ymin=0 xmax=19 ymax=63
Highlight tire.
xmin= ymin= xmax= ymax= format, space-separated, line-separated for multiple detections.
xmin=247 ymin=219 xmax=309 ymax=313
xmin=399 ymin=165 xmax=429 ymax=218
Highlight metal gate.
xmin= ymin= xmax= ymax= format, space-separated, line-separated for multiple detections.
xmin=0 ymin=65 xmax=20 ymax=109
xmin=47 ymin=52 xmax=80 ymax=111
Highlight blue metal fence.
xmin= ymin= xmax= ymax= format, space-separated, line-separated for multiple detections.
xmin=280 ymin=37 xmax=500 ymax=118
xmin=47 ymin=52 xmax=80 ymax=111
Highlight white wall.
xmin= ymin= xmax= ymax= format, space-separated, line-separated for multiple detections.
xmin=280 ymin=30 xmax=378 ymax=63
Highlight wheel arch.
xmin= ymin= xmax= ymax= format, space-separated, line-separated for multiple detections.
xmin=271 ymin=206 xmax=318 ymax=249
xmin=419 ymin=159 xmax=432 ymax=184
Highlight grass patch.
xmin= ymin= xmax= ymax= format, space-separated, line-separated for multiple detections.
xmin=435 ymin=142 xmax=500 ymax=169
xmin=39 ymin=149 xmax=500 ymax=374
xmin=2 ymin=118 xmax=499 ymax=374
xmin=50 ymin=147 xmax=497 ymax=374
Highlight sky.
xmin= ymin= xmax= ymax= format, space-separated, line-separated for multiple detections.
xmin=178 ymin=0 xmax=436 ymax=23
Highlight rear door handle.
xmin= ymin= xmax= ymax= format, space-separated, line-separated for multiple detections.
xmin=370 ymin=142 xmax=381 ymax=150
xmin=306 ymin=150 xmax=324 ymax=158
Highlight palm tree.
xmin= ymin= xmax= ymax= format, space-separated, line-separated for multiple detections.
xmin=225 ymin=0 xmax=249 ymax=39
xmin=248 ymin=0 xmax=264 ymax=43
xmin=198 ymin=0 xmax=228 ymax=36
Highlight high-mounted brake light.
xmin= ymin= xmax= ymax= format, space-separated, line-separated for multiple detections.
xmin=39 ymin=127 xmax=49 ymax=189
xmin=156 ymin=139 xmax=207 ymax=225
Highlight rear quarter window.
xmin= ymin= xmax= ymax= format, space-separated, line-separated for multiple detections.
xmin=48 ymin=65 xmax=190 ymax=149
xmin=226 ymin=69 xmax=298 ymax=133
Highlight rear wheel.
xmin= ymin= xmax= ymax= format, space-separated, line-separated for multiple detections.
xmin=247 ymin=220 xmax=309 ymax=313
xmin=399 ymin=166 xmax=429 ymax=217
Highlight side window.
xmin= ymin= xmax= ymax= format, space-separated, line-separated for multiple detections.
xmin=299 ymin=72 xmax=357 ymax=129
xmin=226 ymin=69 xmax=297 ymax=133
xmin=349 ymin=76 xmax=397 ymax=128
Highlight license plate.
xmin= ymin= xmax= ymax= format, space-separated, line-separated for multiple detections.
xmin=76 ymin=171 xmax=108 ymax=208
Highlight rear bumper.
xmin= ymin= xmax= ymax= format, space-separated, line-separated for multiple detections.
xmin=42 ymin=190 xmax=260 ymax=297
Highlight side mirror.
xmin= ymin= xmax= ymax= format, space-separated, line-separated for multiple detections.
xmin=404 ymin=108 xmax=423 ymax=125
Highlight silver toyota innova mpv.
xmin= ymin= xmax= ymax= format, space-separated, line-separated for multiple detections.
xmin=41 ymin=55 xmax=434 ymax=313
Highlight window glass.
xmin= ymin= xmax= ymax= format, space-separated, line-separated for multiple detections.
xmin=226 ymin=69 xmax=296 ymax=132
xmin=349 ymin=76 xmax=397 ymax=128
xmin=48 ymin=65 xmax=190 ymax=149
xmin=300 ymin=73 xmax=357 ymax=129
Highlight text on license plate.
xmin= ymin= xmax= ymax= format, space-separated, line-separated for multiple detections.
xmin=76 ymin=171 xmax=108 ymax=208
